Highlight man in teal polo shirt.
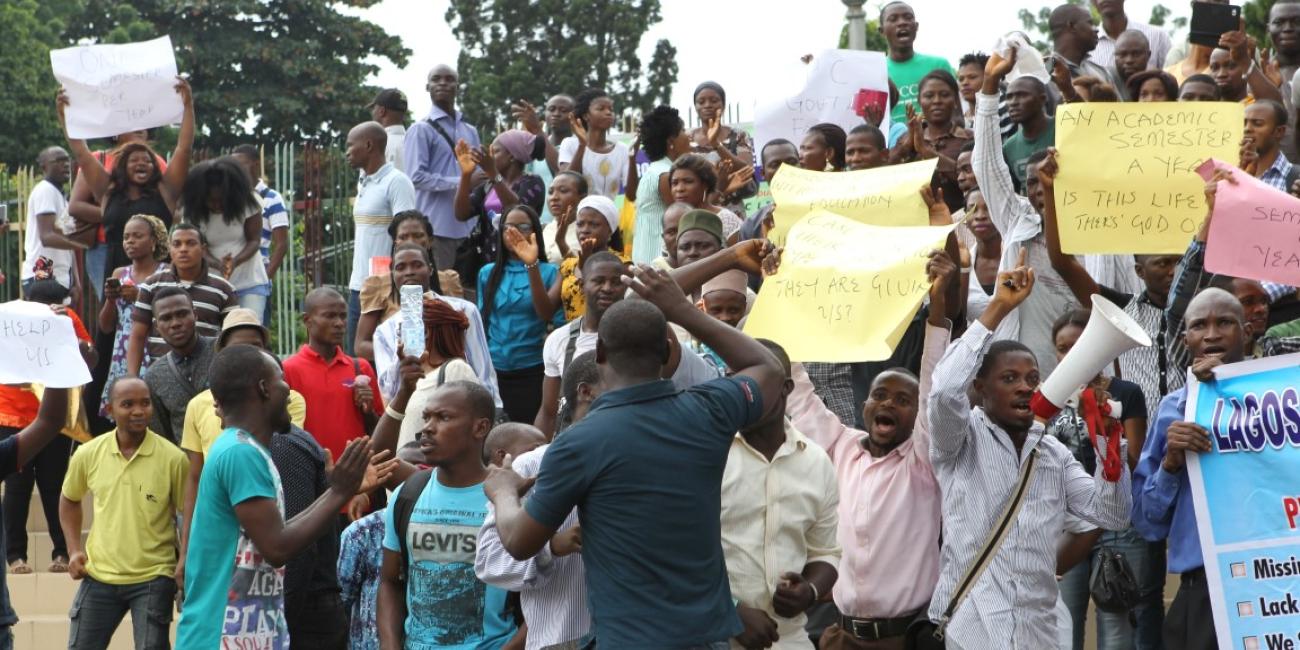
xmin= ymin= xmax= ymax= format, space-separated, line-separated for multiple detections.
xmin=484 ymin=266 xmax=785 ymax=648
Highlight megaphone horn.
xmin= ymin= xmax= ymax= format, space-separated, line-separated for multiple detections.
xmin=1030 ymin=294 xmax=1152 ymax=419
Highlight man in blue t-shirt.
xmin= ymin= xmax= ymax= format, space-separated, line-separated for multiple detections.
xmin=484 ymin=265 xmax=785 ymax=648
xmin=176 ymin=344 xmax=372 ymax=650
xmin=377 ymin=380 xmax=516 ymax=650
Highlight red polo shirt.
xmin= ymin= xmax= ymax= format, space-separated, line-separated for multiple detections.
xmin=282 ymin=344 xmax=383 ymax=460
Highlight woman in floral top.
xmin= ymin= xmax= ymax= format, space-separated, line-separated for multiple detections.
xmin=97 ymin=213 xmax=166 ymax=415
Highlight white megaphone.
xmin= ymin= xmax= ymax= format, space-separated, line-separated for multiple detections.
xmin=1030 ymin=294 xmax=1152 ymax=419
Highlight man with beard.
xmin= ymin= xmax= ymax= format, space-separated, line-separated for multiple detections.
xmin=784 ymin=250 xmax=956 ymax=649
xmin=1111 ymin=30 xmax=1153 ymax=100
xmin=141 ymin=287 xmax=216 ymax=443
xmin=1132 ymin=288 xmax=1250 ymax=650
xmin=176 ymin=344 xmax=373 ymax=649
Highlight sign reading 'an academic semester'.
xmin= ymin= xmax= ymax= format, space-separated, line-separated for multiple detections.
xmin=1053 ymin=102 xmax=1242 ymax=254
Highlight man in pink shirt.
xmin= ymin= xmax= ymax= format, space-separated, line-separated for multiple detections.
xmin=786 ymin=250 xmax=955 ymax=650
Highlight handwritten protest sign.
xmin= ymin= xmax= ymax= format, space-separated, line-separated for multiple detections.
xmin=767 ymin=159 xmax=937 ymax=248
xmin=754 ymin=48 xmax=890 ymax=153
xmin=0 ymin=302 xmax=91 ymax=388
xmin=1053 ymin=102 xmax=1242 ymax=254
xmin=1195 ymin=159 xmax=1300 ymax=287
xmin=1185 ymin=354 xmax=1300 ymax=650
xmin=50 ymin=36 xmax=183 ymax=139
xmin=744 ymin=210 xmax=954 ymax=362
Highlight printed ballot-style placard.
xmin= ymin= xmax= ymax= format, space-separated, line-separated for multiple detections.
xmin=744 ymin=210 xmax=953 ymax=362
xmin=754 ymin=48 xmax=891 ymax=153
xmin=1186 ymin=353 xmax=1300 ymax=650
xmin=1197 ymin=159 xmax=1300 ymax=287
xmin=1053 ymin=102 xmax=1242 ymax=254
xmin=766 ymin=159 xmax=937 ymax=248
xmin=0 ymin=301 xmax=91 ymax=388
xmin=50 ymin=36 xmax=184 ymax=139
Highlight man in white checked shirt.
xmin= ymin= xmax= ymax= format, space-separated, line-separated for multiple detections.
xmin=925 ymin=251 xmax=1131 ymax=649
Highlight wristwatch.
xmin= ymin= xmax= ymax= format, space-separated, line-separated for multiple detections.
xmin=493 ymin=174 xmax=505 ymax=185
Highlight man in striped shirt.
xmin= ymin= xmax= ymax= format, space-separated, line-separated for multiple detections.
xmin=926 ymin=255 xmax=1131 ymax=649
xmin=232 ymin=145 xmax=290 ymax=325
xmin=127 ymin=223 xmax=238 ymax=375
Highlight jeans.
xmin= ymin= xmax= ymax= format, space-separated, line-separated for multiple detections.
xmin=1058 ymin=527 xmax=1150 ymax=650
xmin=85 ymin=244 xmax=107 ymax=302
xmin=285 ymin=591 xmax=347 ymax=650
xmin=0 ymin=428 xmax=69 ymax=563
xmin=236 ymin=288 xmax=268 ymax=317
xmin=346 ymin=289 xmax=361 ymax=356
xmin=1136 ymin=540 xmax=1167 ymax=650
xmin=67 ymin=575 xmax=176 ymax=650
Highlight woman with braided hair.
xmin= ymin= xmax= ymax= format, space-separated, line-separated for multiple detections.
xmin=395 ymin=295 xmax=481 ymax=449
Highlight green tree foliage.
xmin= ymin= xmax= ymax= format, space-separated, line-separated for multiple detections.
xmin=444 ymin=0 xmax=679 ymax=133
xmin=62 ymin=0 xmax=410 ymax=149
xmin=0 ymin=0 xmax=80 ymax=169
xmin=1148 ymin=3 xmax=1189 ymax=31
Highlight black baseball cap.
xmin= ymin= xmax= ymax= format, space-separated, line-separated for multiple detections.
xmin=368 ymin=88 xmax=408 ymax=112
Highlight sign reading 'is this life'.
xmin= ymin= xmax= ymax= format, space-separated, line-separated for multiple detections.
xmin=1053 ymin=102 xmax=1242 ymax=254
xmin=1185 ymin=354 xmax=1300 ymax=650
xmin=50 ymin=36 xmax=183 ymax=139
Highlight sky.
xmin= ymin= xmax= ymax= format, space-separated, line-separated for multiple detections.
xmin=355 ymin=0 xmax=1192 ymax=125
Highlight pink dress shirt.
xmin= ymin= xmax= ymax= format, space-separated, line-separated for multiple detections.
xmin=786 ymin=323 xmax=949 ymax=619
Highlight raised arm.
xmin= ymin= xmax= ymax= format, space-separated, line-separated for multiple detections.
xmin=563 ymin=116 xmax=588 ymax=175
xmin=1037 ymin=149 xmax=1100 ymax=305
xmin=505 ymin=228 xmax=561 ymax=320
xmin=1166 ymin=171 xmax=1230 ymax=373
xmin=161 ymin=78 xmax=195 ymax=195
xmin=56 ymin=91 xmax=109 ymax=201
xmin=974 ymin=48 xmax=1022 ymax=236
xmin=787 ymin=363 xmax=853 ymax=456
xmin=929 ymin=250 xmax=1035 ymax=463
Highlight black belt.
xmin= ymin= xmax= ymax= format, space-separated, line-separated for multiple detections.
xmin=1181 ymin=567 xmax=1207 ymax=586
xmin=840 ymin=612 xmax=916 ymax=640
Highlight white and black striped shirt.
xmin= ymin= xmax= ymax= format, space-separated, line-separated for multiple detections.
xmin=475 ymin=444 xmax=589 ymax=650
xmin=133 ymin=265 xmax=238 ymax=361
xmin=926 ymin=321 xmax=1131 ymax=650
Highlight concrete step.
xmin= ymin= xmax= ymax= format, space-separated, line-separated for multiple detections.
xmin=17 ymin=490 xmax=93 ymax=535
xmin=18 ymin=613 xmax=173 ymax=650
xmin=14 ymin=531 xmax=88 ymax=572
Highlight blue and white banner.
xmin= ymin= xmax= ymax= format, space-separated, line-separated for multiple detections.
xmin=1187 ymin=353 xmax=1300 ymax=650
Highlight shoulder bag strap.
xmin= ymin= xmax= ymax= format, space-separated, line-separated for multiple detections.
xmin=934 ymin=447 xmax=1039 ymax=641
xmin=424 ymin=118 xmax=457 ymax=150
xmin=165 ymin=353 xmax=197 ymax=397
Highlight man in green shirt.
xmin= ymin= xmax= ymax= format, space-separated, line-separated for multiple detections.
xmin=1002 ymin=74 xmax=1054 ymax=189
xmin=882 ymin=1 xmax=956 ymax=123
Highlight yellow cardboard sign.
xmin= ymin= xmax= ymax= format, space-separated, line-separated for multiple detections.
xmin=1054 ymin=102 xmax=1242 ymax=254
xmin=744 ymin=210 xmax=955 ymax=362
xmin=768 ymin=159 xmax=938 ymax=247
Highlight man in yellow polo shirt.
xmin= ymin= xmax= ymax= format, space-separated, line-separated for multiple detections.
xmin=59 ymin=375 xmax=188 ymax=650
xmin=175 ymin=308 xmax=306 ymax=602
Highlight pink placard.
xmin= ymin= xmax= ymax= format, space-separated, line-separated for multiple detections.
xmin=1196 ymin=158 xmax=1300 ymax=285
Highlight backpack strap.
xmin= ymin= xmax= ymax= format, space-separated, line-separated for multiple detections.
xmin=563 ymin=318 xmax=583 ymax=370
xmin=394 ymin=468 xmax=435 ymax=583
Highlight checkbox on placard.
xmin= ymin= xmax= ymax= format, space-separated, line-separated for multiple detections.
xmin=1238 ymin=601 xmax=1254 ymax=617
xmin=1232 ymin=563 xmax=1248 ymax=578
xmin=1244 ymin=636 xmax=1260 ymax=650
